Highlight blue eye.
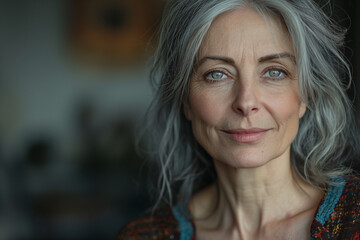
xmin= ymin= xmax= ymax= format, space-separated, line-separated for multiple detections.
xmin=206 ymin=71 xmax=227 ymax=80
xmin=264 ymin=69 xmax=285 ymax=79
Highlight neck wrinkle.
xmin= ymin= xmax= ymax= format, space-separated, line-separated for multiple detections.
xmin=213 ymin=151 xmax=316 ymax=234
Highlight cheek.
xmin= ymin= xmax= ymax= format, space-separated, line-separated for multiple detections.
xmin=188 ymin=90 xmax=225 ymax=125
xmin=299 ymin=102 xmax=306 ymax=118
xmin=268 ymin=93 xmax=302 ymax=133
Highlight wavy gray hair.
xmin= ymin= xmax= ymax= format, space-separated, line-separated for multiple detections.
xmin=141 ymin=0 xmax=359 ymax=209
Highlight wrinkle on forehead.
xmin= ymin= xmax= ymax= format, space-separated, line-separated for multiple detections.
xmin=197 ymin=7 xmax=294 ymax=65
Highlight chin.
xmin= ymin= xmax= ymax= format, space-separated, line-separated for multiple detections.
xmin=230 ymin=159 xmax=270 ymax=169
xmin=214 ymin=153 xmax=271 ymax=169
xmin=215 ymin=147 xmax=291 ymax=170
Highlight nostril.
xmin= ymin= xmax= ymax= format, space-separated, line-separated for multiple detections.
xmin=232 ymin=91 xmax=259 ymax=116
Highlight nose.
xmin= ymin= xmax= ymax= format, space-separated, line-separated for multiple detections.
xmin=232 ymin=81 xmax=260 ymax=116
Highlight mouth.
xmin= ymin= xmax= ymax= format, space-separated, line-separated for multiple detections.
xmin=222 ymin=128 xmax=270 ymax=143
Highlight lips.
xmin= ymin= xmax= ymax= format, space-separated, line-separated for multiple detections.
xmin=222 ymin=128 xmax=270 ymax=143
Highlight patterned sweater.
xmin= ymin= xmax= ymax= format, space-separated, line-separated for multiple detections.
xmin=117 ymin=176 xmax=360 ymax=239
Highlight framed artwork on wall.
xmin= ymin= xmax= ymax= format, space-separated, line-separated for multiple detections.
xmin=67 ymin=0 xmax=163 ymax=67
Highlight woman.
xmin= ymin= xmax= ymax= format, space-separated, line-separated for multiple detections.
xmin=118 ymin=0 xmax=360 ymax=239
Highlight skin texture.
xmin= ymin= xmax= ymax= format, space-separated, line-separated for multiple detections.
xmin=185 ymin=8 xmax=323 ymax=240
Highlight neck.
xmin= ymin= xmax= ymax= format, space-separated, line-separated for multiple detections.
xmin=190 ymin=149 xmax=323 ymax=236
xmin=216 ymin=148 xmax=297 ymax=207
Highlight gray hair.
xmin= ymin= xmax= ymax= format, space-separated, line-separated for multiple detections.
xmin=141 ymin=0 xmax=359 ymax=210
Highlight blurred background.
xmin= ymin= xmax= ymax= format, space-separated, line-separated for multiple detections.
xmin=0 ymin=0 xmax=358 ymax=239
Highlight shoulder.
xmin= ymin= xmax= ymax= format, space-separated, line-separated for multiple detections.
xmin=330 ymin=175 xmax=360 ymax=236
xmin=116 ymin=205 xmax=181 ymax=240
xmin=341 ymin=175 xmax=360 ymax=200
xmin=331 ymin=175 xmax=360 ymax=212
xmin=311 ymin=176 xmax=360 ymax=238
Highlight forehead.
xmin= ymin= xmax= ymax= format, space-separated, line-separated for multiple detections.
xmin=198 ymin=7 xmax=294 ymax=60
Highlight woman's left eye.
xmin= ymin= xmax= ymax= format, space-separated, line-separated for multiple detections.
xmin=263 ymin=69 xmax=286 ymax=79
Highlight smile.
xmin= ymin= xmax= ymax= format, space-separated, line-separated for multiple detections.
xmin=222 ymin=128 xmax=270 ymax=143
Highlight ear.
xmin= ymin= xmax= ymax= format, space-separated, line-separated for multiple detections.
xmin=299 ymin=102 xmax=306 ymax=119
xmin=183 ymin=103 xmax=192 ymax=121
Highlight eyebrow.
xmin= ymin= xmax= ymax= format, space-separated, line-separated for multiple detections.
xmin=196 ymin=52 xmax=296 ymax=67
xmin=196 ymin=56 xmax=235 ymax=67
xmin=258 ymin=52 xmax=296 ymax=63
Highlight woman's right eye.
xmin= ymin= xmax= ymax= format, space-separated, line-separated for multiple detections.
xmin=204 ymin=71 xmax=227 ymax=81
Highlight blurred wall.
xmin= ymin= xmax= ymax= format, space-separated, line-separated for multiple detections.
xmin=0 ymin=0 xmax=157 ymax=239
xmin=0 ymin=0 xmax=154 ymax=162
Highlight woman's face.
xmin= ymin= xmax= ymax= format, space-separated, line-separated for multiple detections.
xmin=184 ymin=8 xmax=306 ymax=168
